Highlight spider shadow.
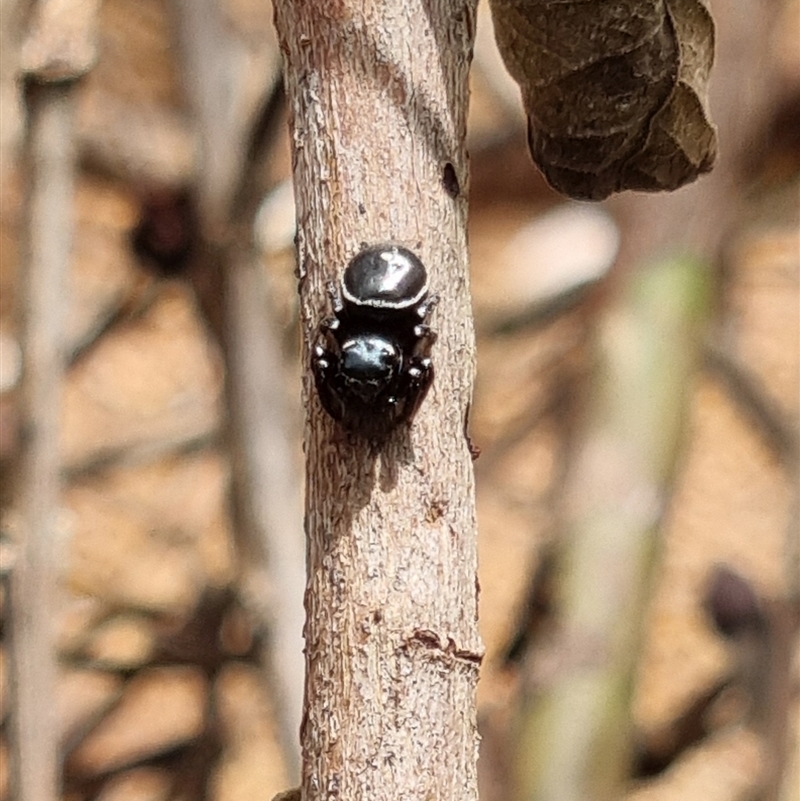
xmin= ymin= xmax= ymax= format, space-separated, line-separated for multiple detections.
xmin=316 ymin=420 xmax=418 ymax=544
xmin=377 ymin=423 xmax=416 ymax=494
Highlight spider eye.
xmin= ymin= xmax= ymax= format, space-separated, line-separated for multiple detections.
xmin=341 ymin=336 xmax=398 ymax=382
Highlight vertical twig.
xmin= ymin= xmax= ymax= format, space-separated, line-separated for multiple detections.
xmin=513 ymin=256 xmax=711 ymax=801
xmin=173 ymin=0 xmax=281 ymax=233
xmin=273 ymin=2 xmax=482 ymax=798
xmin=224 ymin=243 xmax=306 ymax=776
xmin=172 ymin=0 xmax=305 ymax=774
xmin=9 ymin=2 xmax=98 ymax=798
xmin=9 ymin=78 xmax=71 ymax=801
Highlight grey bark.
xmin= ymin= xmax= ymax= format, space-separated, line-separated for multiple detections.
xmin=272 ymin=2 xmax=483 ymax=799
xmin=8 ymin=2 xmax=98 ymax=796
xmin=8 ymin=78 xmax=73 ymax=801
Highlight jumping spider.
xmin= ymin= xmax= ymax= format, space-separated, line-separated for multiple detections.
xmin=312 ymin=244 xmax=437 ymax=440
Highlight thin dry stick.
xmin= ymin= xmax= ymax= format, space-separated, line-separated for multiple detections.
xmin=273 ymin=1 xmax=483 ymax=799
xmin=513 ymin=256 xmax=711 ymax=801
xmin=172 ymin=0 xmax=305 ymax=772
xmin=173 ymin=0 xmax=282 ymax=233
xmin=8 ymin=78 xmax=71 ymax=801
xmin=224 ymin=245 xmax=306 ymax=775
xmin=9 ymin=2 xmax=98 ymax=798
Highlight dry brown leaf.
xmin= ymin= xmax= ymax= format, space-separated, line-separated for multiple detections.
xmin=489 ymin=0 xmax=718 ymax=199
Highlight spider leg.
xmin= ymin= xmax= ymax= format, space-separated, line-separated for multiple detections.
xmin=412 ymin=323 xmax=437 ymax=350
xmin=327 ymin=280 xmax=344 ymax=315
xmin=319 ymin=316 xmax=341 ymax=353
xmin=312 ymin=338 xmax=346 ymax=422
xmin=411 ymin=293 xmax=438 ymax=357
xmin=392 ymin=355 xmax=434 ymax=425
xmin=415 ymin=293 xmax=439 ymax=323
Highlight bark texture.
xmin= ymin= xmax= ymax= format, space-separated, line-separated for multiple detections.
xmin=273 ymin=2 xmax=482 ymax=799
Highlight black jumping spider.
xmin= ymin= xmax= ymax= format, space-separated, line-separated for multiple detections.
xmin=312 ymin=244 xmax=437 ymax=440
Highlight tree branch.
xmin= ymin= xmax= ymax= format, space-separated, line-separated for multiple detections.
xmin=273 ymin=2 xmax=482 ymax=798
xmin=172 ymin=0 xmax=304 ymax=774
xmin=511 ymin=256 xmax=711 ymax=801
xmin=9 ymin=1 xmax=99 ymax=798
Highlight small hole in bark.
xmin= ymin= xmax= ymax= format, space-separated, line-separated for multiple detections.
xmin=442 ymin=162 xmax=460 ymax=198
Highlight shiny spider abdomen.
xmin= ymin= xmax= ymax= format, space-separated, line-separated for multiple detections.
xmin=312 ymin=244 xmax=437 ymax=440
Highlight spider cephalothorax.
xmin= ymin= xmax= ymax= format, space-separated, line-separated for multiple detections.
xmin=312 ymin=244 xmax=437 ymax=440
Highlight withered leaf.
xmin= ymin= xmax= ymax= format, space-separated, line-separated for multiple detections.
xmin=489 ymin=0 xmax=718 ymax=200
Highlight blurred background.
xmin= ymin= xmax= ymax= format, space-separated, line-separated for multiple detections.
xmin=0 ymin=1 xmax=797 ymax=800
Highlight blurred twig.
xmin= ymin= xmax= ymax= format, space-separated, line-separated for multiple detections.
xmin=704 ymin=341 xmax=799 ymax=469
xmin=172 ymin=0 xmax=304 ymax=775
xmin=512 ymin=255 xmax=711 ymax=801
xmin=8 ymin=2 xmax=99 ymax=799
